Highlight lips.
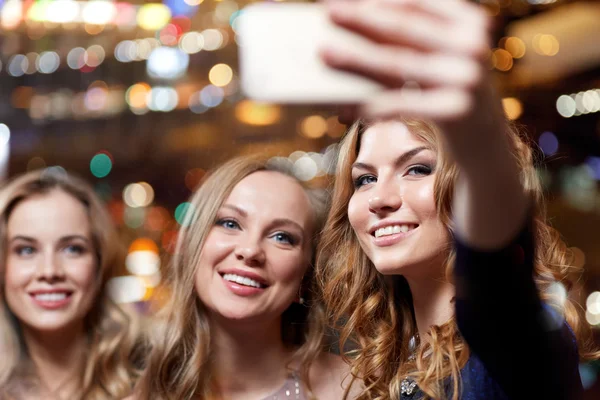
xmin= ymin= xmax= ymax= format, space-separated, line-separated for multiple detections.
xmin=218 ymin=269 xmax=269 ymax=289
xmin=28 ymin=289 xmax=74 ymax=309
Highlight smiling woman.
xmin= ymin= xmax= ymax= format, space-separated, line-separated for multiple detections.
xmin=0 ymin=169 xmax=143 ymax=399
xmin=133 ymin=155 xmax=359 ymax=400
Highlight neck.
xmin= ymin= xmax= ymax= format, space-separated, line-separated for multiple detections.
xmin=22 ymin=322 xmax=87 ymax=395
xmin=211 ymin=315 xmax=294 ymax=398
xmin=404 ymin=273 xmax=455 ymax=339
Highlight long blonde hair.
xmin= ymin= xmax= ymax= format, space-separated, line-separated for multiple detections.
xmin=316 ymin=119 xmax=598 ymax=400
xmin=0 ymin=169 xmax=142 ymax=399
xmin=136 ymin=155 xmax=327 ymax=400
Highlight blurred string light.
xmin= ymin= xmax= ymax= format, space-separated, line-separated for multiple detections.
xmin=234 ymin=100 xmax=281 ymax=126
xmin=107 ymin=276 xmax=147 ymax=304
xmin=123 ymin=182 xmax=155 ymax=208
xmin=586 ymin=291 xmax=600 ymax=326
xmin=209 ymin=63 xmax=233 ymax=87
xmin=500 ymin=36 xmax=526 ymax=59
xmin=163 ymin=0 xmax=199 ymax=18
xmin=299 ymin=115 xmax=328 ymax=139
xmin=147 ymin=87 xmax=178 ymax=112
xmin=175 ymin=202 xmax=193 ymax=226
xmin=124 ymin=206 xmax=145 ymax=229
xmin=491 ymin=48 xmax=513 ymax=71
xmin=532 ymin=33 xmax=559 ymax=56
xmin=556 ymin=89 xmax=600 ymax=118
xmin=126 ymin=238 xmax=161 ymax=279
xmin=560 ymin=165 xmax=597 ymax=212
xmin=502 ymin=97 xmax=523 ymax=120
xmin=90 ymin=151 xmax=113 ymax=178
xmin=137 ymin=3 xmax=171 ymax=30
xmin=200 ymin=85 xmax=224 ymax=107
xmin=538 ymin=131 xmax=559 ymax=156
xmin=145 ymin=206 xmax=171 ymax=232
xmin=147 ymin=47 xmax=189 ymax=80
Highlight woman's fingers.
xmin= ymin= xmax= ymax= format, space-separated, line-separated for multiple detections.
xmin=327 ymin=0 xmax=489 ymax=58
xmin=361 ymin=88 xmax=476 ymax=121
xmin=321 ymin=41 xmax=484 ymax=89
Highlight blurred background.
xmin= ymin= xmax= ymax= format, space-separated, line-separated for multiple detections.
xmin=0 ymin=0 xmax=598 ymax=395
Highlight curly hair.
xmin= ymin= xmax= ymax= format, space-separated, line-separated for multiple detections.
xmin=316 ymin=118 xmax=598 ymax=400
xmin=0 ymin=169 xmax=142 ymax=399
xmin=135 ymin=155 xmax=328 ymax=400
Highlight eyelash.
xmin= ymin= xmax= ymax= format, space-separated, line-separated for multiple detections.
xmin=353 ymin=164 xmax=433 ymax=188
xmin=216 ymin=218 xmax=297 ymax=246
xmin=13 ymin=244 xmax=87 ymax=257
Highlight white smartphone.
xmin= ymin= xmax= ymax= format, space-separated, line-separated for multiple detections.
xmin=237 ymin=3 xmax=384 ymax=104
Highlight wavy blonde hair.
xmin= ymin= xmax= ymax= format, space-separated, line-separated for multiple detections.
xmin=316 ymin=118 xmax=598 ymax=400
xmin=0 ymin=169 xmax=142 ymax=399
xmin=136 ymin=155 xmax=328 ymax=400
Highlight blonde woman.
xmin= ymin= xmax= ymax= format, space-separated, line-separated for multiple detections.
xmin=133 ymin=156 xmax=357 ymax=400
xmin=0 ymin=169 xmax=142 ymax=399
xmin=316 ymin=0 xmax=597 ymax=399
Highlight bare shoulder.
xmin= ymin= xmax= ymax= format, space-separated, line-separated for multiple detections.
xmin=309 ymin=352 xmax=363 ymax=399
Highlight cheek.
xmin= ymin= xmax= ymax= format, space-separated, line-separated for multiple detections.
xmin=407 ymin=179 xmax=437 ymax=218
xmin=347 ymin=193 xmax=366 ymax=232
xmin=4 ymin=260 xmax=34 ymax=291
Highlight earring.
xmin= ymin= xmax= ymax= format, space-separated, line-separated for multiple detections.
xmin=299 ymin=296 xmax=305 ymax=305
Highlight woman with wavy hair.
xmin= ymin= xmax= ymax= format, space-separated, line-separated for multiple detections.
xmin=0 ymin=169 xmax=142 ymax=399
xmin=133 ymin=155 xmax=357 ymax=400
xmin=316 ymin=0 xmax=597 ymax=399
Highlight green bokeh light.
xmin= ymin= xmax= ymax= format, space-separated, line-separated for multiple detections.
xmin=175 ymin=202 xmax=192 ymax=226
xmin=90 ymin=153 xmax=112 ymax=178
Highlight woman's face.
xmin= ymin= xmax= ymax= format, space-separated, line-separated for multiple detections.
xmin=4 ymin=189 xmax=98 ymax=334
xmin=348 ymin=121 xmax=450 ymax=278
xmin=195 ymin=171 xmax=315 ymax=324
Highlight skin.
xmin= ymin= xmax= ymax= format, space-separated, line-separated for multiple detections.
xmin=195 ymin=171 xmax=355 ymax=399
xmin=4 ymin=189 xmax=99 ymax=398
xmin=323 ymin=0 xmax=527 ymax=333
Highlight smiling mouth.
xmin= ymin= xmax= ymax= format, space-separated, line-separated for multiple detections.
xmin=30 ymin=292 xmax=73 ymax=302
xmin=220 ymin=273 xmax=267 ymax=289
xmin=372 ymin=224 xmax=418 ymax=238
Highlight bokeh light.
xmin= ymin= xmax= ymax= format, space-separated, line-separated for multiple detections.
xmin=90 ymin=152 xmax=113 ymax=178
xmin=175 ymin=202 xmax=193 ymax=226
xmin=539 ymin=131 xmax=559 ymax=156
xmin=209 ymin=63 xmax=233 ymax=87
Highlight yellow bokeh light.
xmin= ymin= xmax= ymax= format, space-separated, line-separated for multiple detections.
xmin=235 ymin=100 xmax=281 ymax=126
xmin=208 ymin=63 xmax=233 ymax=87
xmin=300 ymin=115 xmax=327 ymax=139
xmin=137 ymin=4 xmax=171 ymax=31
xmin=491 ymin=48 xmax=513 ymax=72
xmin=504 ymin=37 xmax=526 ymax=59
xmin=502 ymin=97 xmax=523 ymax=120
xmin=326 ymin=116 xmax=346 ymax=138
xmin=532 ymin=34 xmax=559 ymax=56
xmin=126 ymin=83 xmax=151 ymax=109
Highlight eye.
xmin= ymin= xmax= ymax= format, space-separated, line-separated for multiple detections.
xmin=15 ymin=246 xmax=35 ymax=257
xmin=216 ymin=218 xmax=240 ymax=230
xmin=64 ymin=244 xmax=86 ymax=256
xmin=353 ymin=174 xmax=377 ymax=188
xmin=406 ymin=164 xmax=433 ymax=176
xmin=271 ymin=232 xmax=296 ymax=246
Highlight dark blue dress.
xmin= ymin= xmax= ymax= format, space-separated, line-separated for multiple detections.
xmin=401 ymin=218 xmax=583 ymax=400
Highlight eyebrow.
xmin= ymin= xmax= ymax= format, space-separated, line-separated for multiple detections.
xmin=352 ymin=146 xmax=430 ymax=172
xmin=9 ymin=235 xmax=91 ymax=244
xmin=220 ymin=204 xmax=305 ymax=234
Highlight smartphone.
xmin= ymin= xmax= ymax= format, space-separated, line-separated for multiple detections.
xmin=237 ymin=3 xmax=384 ymax=104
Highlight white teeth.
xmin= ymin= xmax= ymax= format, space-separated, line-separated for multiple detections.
xmin=374 ymin=224 xmax=415 ymax=238
xmin=222 ymin=274 xmax=262 ymax=288
xmin=34 ymin=293 xmax=67 ymax=302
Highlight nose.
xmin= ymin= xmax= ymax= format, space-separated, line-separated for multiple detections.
xmin=368 ymin=180 xmax=403 ymax=215
xmin=234 ymin=235 xmax=266 ymax=267
xmin=36 ymin=253 xmax=66 ymax=283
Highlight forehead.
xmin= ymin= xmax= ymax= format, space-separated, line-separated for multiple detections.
xmin=225 ymin=171 xmax=313 ymax=227
xmin=7 ymin=190 xmax=91 ymax=238
xmin=357 ymin=121 xmax=432 ymax=161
